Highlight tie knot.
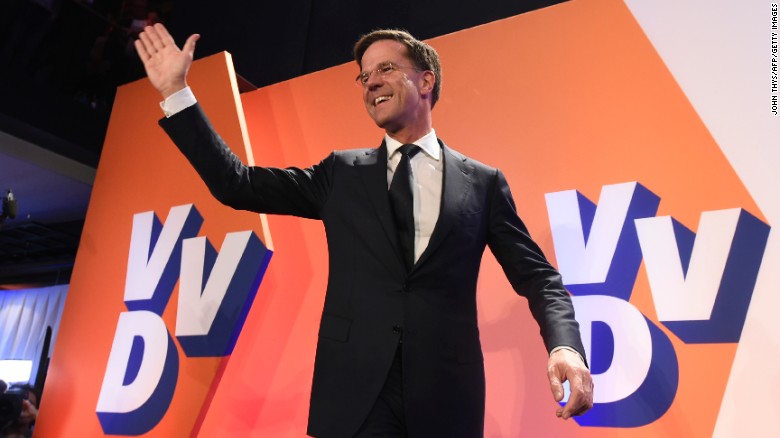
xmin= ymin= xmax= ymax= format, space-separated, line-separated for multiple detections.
xmin=398 ymin=144 xmax=420 ymax=158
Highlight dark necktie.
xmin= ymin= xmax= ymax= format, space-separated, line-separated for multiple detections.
xmin=389 ymin=144 xmax=421 ymax=271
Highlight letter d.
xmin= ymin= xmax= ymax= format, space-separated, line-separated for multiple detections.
xmin=568 ymin=295 xmax=678 ymax=427
xmin=96 ymin=311 xmax=179 ymax=435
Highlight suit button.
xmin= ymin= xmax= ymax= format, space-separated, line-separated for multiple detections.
xmin=392 ymin=325 xmax=402 ymax=334
xmin=402 ymin=283 xmax=410 ymax=293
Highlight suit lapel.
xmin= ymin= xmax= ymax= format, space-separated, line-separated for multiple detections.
xmin=354 ymin=143 xmax=406 ymax=275
xmin=414 ymin=141 xmax=472 ymax=270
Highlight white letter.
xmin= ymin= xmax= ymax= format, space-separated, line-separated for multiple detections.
xmin=636 ymin=209 xmax=741 ymax=321
xmin=96 ymin=311 xmax=173 ymax=413
xmin=567 ymin=295 xmax=652 ymax=403
xmin=546 ymin=182 xmax=641 ymax=285
xmin=176 ymin=231 xmax=253 ymax=336
xmin=124 ymin=204 xmax=201 ymax=311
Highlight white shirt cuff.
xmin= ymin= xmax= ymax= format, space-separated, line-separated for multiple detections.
xmin=160 ymin=86 xmax=197 ymax=117
xmin=550 ymin=346 xmax=587 ymax=368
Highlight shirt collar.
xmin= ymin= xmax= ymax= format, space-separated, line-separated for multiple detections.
xmin=385 ymin=129 xmax=441 ymax=161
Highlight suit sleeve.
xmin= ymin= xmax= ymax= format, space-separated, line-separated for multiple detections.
xmin=159 ymin=103 xmax=332 ymax=219
xmin=486 ymin=169 xmax=587 ymax=365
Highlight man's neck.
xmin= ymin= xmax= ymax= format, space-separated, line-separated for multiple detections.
xmin=385 ymin=122 xmax=433 ymax=144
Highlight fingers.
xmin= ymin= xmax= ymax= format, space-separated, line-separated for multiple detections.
xmin=143 ymin=25 xmax=167 ymax=52
xmin=547 ymin=369 xmax=564 ymax=402
xmin=137 ymin=29 xmax=158 ymax=58
xmin=182 ymin=34 xmax=200 ymax=58
xmin=137 ymin=25 xmax=174 ymax=57
xmin=547 ymin=349 xmax=594 ymax=420
xmin=134 ymin=39 xmax=151 ymax=62
xmin=134 ymin=24 xmax=197 ymax=97
xmin=136 ymin=25 xmax=198 ymax=61
xmin=561 ymin=395 xmax=592 ymax=418
xmin=560 ymin=371 xmax=594 ymax=419
xmin=153 ymin=23 xmax=176 ymax=47
xmin=559 ymin=383 xmax=585 ymax=419
xmin=547 ymin=367 xmax=566 ymax=418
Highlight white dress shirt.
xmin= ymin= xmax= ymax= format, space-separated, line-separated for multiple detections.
xmin=384 ymin=130 xmax=442 ymax=263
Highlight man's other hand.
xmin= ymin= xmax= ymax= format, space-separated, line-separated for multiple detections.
xmin=548 ymin=348 xmax=594 ymax=420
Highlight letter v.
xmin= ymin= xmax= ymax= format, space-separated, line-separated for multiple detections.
xmin=545 ymin=182 xmax=659 ymax=300
xmin=175 ymin=231 xmax=271 ymax=357
xmin=124 ymin=204 xmax=203 ymax=314
xmin=636 ymin=208 xmax=770 ymax=343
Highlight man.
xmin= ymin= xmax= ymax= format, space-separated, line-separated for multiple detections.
xmin=135 ymin=24 xmax=593 ymax=437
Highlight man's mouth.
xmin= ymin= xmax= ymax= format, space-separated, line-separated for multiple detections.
xmin=373 ymin=95 xmax=392 ymax=106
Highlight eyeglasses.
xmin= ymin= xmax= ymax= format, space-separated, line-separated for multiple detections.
xmin=355 ymin=62 xmax=421 ymax=86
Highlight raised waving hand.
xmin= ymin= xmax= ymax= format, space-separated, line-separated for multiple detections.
xmin=134 ymin=23 xmax=200 ymax=98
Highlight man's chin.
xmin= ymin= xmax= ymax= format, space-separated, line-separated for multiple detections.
xmin=369 ymin=115 xmax=389 ymax=129
xmin=367 ymin=112 xmax=403 ymax=135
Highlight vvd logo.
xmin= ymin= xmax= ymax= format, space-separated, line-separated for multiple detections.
xmin=94 ymin=204 xmax=272 ymax=435
xmin=545 ymin=182 xmax=770 ymax=427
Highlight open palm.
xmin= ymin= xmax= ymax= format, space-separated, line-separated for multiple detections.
xmin=134 ymin=23 xmax=200 ymax=98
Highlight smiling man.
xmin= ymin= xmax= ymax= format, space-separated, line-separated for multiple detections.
xmin=358 ymin=39 xmax=436 ymax=142
xmin=136 ymin=25 xmax=593 ymax=437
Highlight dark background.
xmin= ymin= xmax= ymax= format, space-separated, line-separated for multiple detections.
xmin=0 ymin=0 xmax=565 ymax=287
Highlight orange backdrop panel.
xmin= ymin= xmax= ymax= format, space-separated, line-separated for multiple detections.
xmin=35 ymin=52 xmax=272 ymax=437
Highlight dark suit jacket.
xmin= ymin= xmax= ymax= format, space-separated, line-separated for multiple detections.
xmin=160 ymin=104 xmax=586 ymax=437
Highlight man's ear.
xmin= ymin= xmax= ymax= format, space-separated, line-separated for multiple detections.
xmin=419 ymin=70 xmax=436 ymax=96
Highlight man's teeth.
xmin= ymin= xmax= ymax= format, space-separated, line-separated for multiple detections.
xmin=374 ymin=96 xmax=391 ymax=105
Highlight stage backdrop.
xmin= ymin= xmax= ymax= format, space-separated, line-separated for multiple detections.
xmin=36 ymin=0 xmax=778 ymax=436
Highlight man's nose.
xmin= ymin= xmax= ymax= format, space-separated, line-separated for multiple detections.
xmin=365 ymin=71 xmax=384 ymax=88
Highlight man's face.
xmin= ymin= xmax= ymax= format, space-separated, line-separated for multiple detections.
xmin=359 ymin=40 xmax=431 ymax=136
